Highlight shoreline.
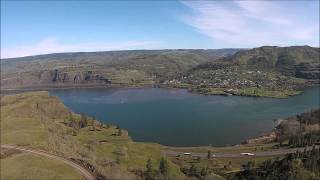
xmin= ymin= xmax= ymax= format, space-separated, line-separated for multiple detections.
xmin=1 ymin=86 xmax=319 ymax=149
xmin=2 ymin=83 xmax=319 ymax=98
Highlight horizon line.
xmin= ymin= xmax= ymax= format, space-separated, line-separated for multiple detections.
xmin=1 ymin=45 xmax=318 ymax=60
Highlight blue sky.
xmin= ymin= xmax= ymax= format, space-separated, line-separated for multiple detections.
xmin=1 ymin=0 xmax=319 ymax=58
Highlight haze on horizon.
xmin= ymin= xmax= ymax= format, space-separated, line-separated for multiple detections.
xmin=1 ymin=0 xmax=319 ymax=58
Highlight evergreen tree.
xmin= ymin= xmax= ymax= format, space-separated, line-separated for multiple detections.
xmin=200 ymin=167 xmax=207 ymax=177
xmin=117 ymin=129 xmax=123 ymax=136
xmin=233 ymin=147 xmax=320 ymax=180
xmin=145 ymin=158 xmax=153 ymax=180
xmin=189 ymin=164 xmax=197 ymax=177
xmin=207 ymin=150 xmax=212 ymax=159
xmin=115 ymin=155 xmax=121 ymax=164
xmin=159 ymin=157 xmax=169 ymax=177
xmin=80 ymin=113 xmax=87 ymax=128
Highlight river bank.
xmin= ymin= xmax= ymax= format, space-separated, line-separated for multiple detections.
xmin=49 ymin=86 xmax=320 ymax=147
xmin=2 ymin=86 xmax=319 ymax=146
xmin=2 ymin=82 xmax=319 ymax=98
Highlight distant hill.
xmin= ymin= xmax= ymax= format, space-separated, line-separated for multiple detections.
xmin=167 ymin=46 xmax=319 ymax=98
xmin=226 ymin=46 xmax=318 ymax=64
xmin=224 ymin=46 xmax=320 ymax=79
xmin=1 ymin=49 xmax=240 ymax=89
xmin=194 ymin=46 xmax=319 ymax=79
xmin=1 ymin=46 xmax=319 ymax=98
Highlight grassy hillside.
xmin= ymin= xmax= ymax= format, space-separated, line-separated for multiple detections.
xmin=0 ymin=91 xmax=185 ymax=179
xmin=225 ymin=46 xmax=318 ymax=65
xmin=1 ymin=49 xmax=239 ymax=89
xmin=1 ymin=153 xmax=84 ymax=180
xmin=166 ymin=46 xmax=319 ymax=98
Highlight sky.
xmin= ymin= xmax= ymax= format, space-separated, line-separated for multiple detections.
xmin=1 ymin=0 xmax=319 ymax=58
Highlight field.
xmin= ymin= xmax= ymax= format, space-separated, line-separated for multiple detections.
xmin=1 ymin=152 xmax=84 ymax=180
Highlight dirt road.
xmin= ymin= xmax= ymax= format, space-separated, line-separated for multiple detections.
xmin=165 ymin=145 xmax=319 ymax=158
xmin=1 ymin=144 xmax=95 ymax=180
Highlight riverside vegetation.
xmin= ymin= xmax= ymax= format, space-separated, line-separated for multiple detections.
xmin=231 ymin=147 xmax=320 ymax=180
xmin=1 ymin=91 xmax=319 ymax=180
xmin=1 ymin=46 xmax=319 ymax=98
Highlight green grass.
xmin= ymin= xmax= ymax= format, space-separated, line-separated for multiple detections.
xmin=232 ymin=87 xmax=302 ymax=98
xmin=1 ymin=153 xmax=84 ymax=180
xmin=169 ymin=151 xmax=282 ymax=178
xmin=216 ymin=156 xmax=281 ymax=172
xmin=163 ymin=143 xmax=276 ymax=154
xmin=0 ymin=91 xmax=185 ymax=179
xmin=1 ymin=117 xmax=47 ymax=147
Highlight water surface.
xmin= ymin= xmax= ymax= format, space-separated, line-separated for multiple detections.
xmin=50 ymin=87 xmax=319 ymax=146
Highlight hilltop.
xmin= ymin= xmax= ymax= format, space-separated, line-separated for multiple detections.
xmin=223 ymin=46 xmax=319 ymax=79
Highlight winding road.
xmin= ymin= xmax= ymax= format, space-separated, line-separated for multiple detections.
xmin=165 ymin=145 xmax=319 ymax=158
xmin=2 ymin=144 xmax=318 ymax=180
xmin=1 ymin=144 xmax=95 ymax=180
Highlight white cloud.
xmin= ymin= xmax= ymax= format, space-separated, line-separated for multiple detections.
xmin=1 ymin=37 xmax=160 ymax=58
xmin=181 ymin=0 xmax=319 ymax=47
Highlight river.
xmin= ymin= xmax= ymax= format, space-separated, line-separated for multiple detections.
xmin=49 ymin=87 xmax=319 ymax=146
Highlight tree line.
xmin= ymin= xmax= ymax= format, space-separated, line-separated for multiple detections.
xmin=297 ymin=109 xmax=320 ymax=125
xmin=288 ymin=131 xmax=320 ymax=148
xmin=63 ymin=113 xmax=124 ymax=136
xmin=231 ymin=146 xmax=320 ymax=180
xmin=144 ymin=157 xmax=170 ymax=180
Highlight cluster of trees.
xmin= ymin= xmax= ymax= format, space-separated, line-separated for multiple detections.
xmin=115 ymin=125 xmax=123 ymax=136
xmin=297 ymin=109 xmax=320 ymax=125
xmin=285 ymin=109 xmax=320 ymax=148
xmin=231 ymin=146 xmax=320 ymax=180
xmin=276 ymin=108 xmax=320 ymax=146
xmin=64 ymin=114 xmax=116 ymax=136
xmin=288 ymin=131 xmax=320 ymax=147
xmin=144 ymin=157 xmax=170 ymax=180
xmin=64 ymin=113 xmax=113 ymax=130
xmin=180 ymin=164 xmax=211 ymax=178
xmin=64 ymin=113 xmax=90 ymax=129
xmin=179 ymin=151 xmax=231 ymax=178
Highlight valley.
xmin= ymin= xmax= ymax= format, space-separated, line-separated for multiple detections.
xmin=1 ymin=46 xmax=319 ymax=98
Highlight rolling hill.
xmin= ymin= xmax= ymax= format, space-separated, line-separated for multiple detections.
xmin=1 ymin=49 xmax=239 ymax=89
xmin=168 ymin=46 xmax=319 ymax=98
xmin=1 ymin=46 xmax=319 ymax=98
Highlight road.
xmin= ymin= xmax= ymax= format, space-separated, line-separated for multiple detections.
xmin=1 ymin=144 xmax=95 ymax=180
xmin=165 ymin=145 xmax=319 ymax=158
